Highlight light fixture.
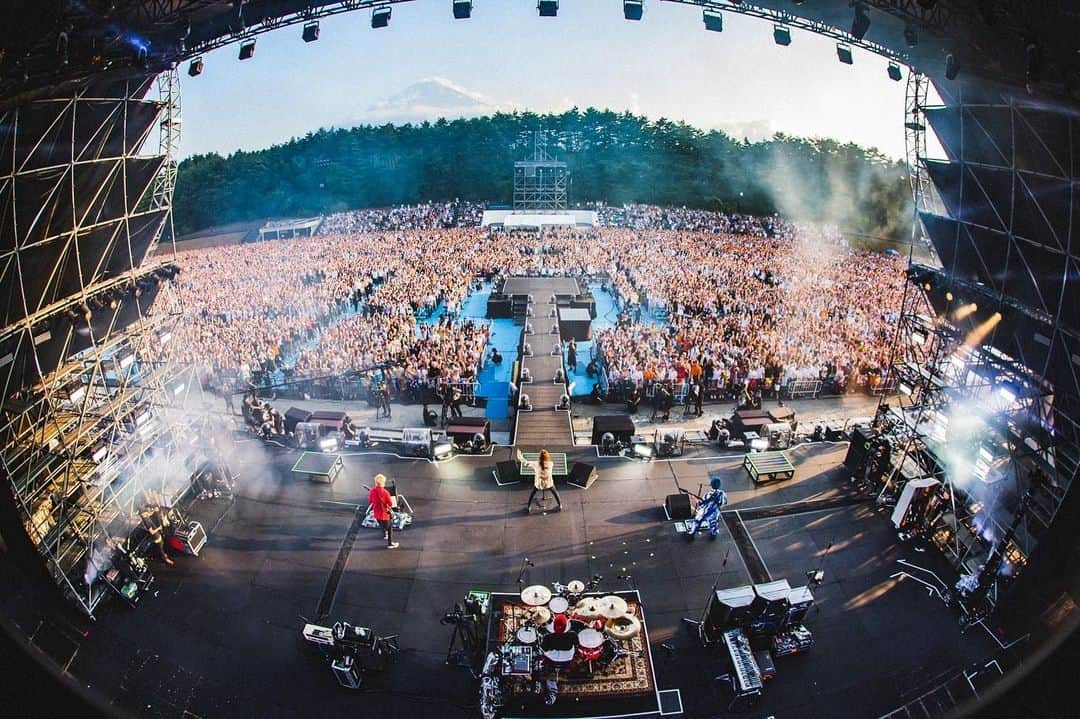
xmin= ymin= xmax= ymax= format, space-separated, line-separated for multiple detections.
xmin=68 ymin=385 xmax=86 ymax=404
xmin=773 ymin=25 xmax=791 ymax=46
xmin=554 ymin=368 xmax=565 ymax=383
xmin=904 ymin=24 xmax=918 ymax=47
xmin=520 ymin=393 xmax=532 ymax=410
xmin=703 ymin=10 xmax=722 ymax=32
xmin=558 ymin=394 xmax=570 ymax=410
xmin=750 ymin=437 xmax=770 ymax=452
xmin=118 ymin=352 xmax=135 ymax=369
xmin=624 ymin=0 xmax=643 ymax=21
xmin=188 ymin=57 xmax=204 ymax=76
xmin=172 ymin=382 xmax=186 ymax=396
xmin=92 ymin=445 xmax=109 ymax=463
xmin=302 ymin=21 xmax=320 ymax=42
xmin=851 ymin=4 xmax=870 ymax=41
xmin=453 ymin=0 xmax=473 ymax=19
xmin=632 ymin=443 xmax=654 ymax=460
xmin=911 ymin=329 xmax=928 ymax=345
xmin=538 ymin=0 xmax=558 ymax=17
xmin=945 ymin=53 xmax=958 ymax=80
xmin=158 ymin=330 xmax=172 ymax=344
xmin=523 ymin=343 xmax=532 ymax=356
xmin=837 ymin=43 xmax=853 ymax=65
xmin=520 ymin=367 xmax=532 ymax=382
xmin=888 ymin=62 xmax=903 ymax=81
xmin=238 ymin=39 xmax=255 ymax=60
xmin=135 ymin=410 xmax=151 ymax=427
xmin=898 ymin=382 xmax=913 ymax=396
xmin=433 ymin=441 xmax=454 ymax=460
xmin=318 ymin=435 xmax=338 ymax=452
xmin=372 ymin=6 xmax=391 ymax=28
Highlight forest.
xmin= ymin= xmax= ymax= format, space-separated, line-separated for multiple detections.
xmin=172 ymin=109 xmax=913 ymax=242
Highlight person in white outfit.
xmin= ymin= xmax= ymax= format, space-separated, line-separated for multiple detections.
xmin=517 ymin=448 xmax=562 ymax=512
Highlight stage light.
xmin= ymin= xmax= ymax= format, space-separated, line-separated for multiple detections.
xmin=318 ymin=435 xmax=338 ymax=452
xmin=624 ymin=0 xmax=643 ymax=21
xmin=302 ymin=21 xmax=320 ymax=42
xmin=1026 ymin=42 xmax=1042 ymax=84
xmin=945 ymin=53 xmax=958 ymax=80
xmin=632 ymin=443 xmax=654 ymax=460
xmin=963 ymin=311 xmax=1002 ymax=347
xmin=773 ymin=25 xmax=791 ymax=46
xmin=851 ymin=4 xmax=870 ymax=41
xmin=538 ymin=0 xmax=558 ymax=17
xmin=520 ymin=393 xmax=532 ymax=410
xmin=558 ymin=394 xmax=570 ymax=410
xmin=837 ymin=44 xmax=853 ymax=65
xmin=238 ymin=39 xmax=255 ymax=60
xmin=904 ymin=24 xmax=918 ymax=47
xmin=888 ymin=62 xmax=903 ymax=81
xmin=188 ymin=57 xmax=204 ymax=76
xmin=954 ymin=303 xmax=978 ymax=321
xmin=433 ymin=441 xmax=454 ymax=460
xmin=453 ymin=0 xmax=473 ymax=19
xmin=703 ymin=10 xmax=722 ymax=32
xmin=898 ymin=382 xmax=913 ymax=396
xmin=911 ymin=329 xmax=928 ymax=345
xmin=372 ymin=6 xmax=391 ymax=28
xmin=945 ymin=291 xmax=954 ymax=301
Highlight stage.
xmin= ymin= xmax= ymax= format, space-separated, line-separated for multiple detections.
xmin=0 ymin=436 xmax=1000 ymax=719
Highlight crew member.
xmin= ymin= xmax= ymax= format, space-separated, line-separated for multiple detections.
xmin=139 ymin=492 xmax=173 ymax=565
xmin=518 ymin=448 xmax=562 ymax=512
xmin=379 ymin=381 xmax=392 ymax=420
xmin=368 ymin=474 xmax=399 ymax=549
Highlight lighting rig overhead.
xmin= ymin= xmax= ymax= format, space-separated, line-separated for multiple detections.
xmin=538 ymin=0 xmax=558 ymax=18
xmin=773 ymin=24 xmax=791 ymax=46
xmin=238 ymin=38 xmax=255 ymax=60
xmin=302 ymin=20 xmax=320 ymax=42
xmin=453 ymin=0 xmax=473 ymax=19
xmin=372 ymin=5 xmax=392 ymax=28
xmin=703 ymin=9 xmax=722 ymax=32
xmin=624 ymin=0 xmax=643 ymax=21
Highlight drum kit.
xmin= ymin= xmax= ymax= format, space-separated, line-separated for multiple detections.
xmin=510 ymin=582 xmax=642 ymax=676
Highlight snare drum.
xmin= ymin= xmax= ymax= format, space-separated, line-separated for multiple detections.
xmin=548 ymin=596 xmax=569 ymax=614
xmin=516 ymin=626 xmax=538 ymax=644
xmin=576 ymin=628 xmax=605 ymax=662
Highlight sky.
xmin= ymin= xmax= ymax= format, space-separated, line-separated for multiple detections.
xmin=178 ymin=1 xmax=917 ymax=161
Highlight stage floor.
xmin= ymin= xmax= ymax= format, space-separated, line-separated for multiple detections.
xmin=0 ymin=441 xmax=1000 ymax=718
xmin=502 ymin=276 xmax=580 ymax=297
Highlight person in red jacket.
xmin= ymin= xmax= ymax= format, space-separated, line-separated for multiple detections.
xmin=369 ymin=474 xmax=398 ymax=549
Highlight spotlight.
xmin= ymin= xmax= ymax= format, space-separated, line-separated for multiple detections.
xmin=520 ymin=393 xmax=532 ymax=410
xmin=888 ymin=62 xmax=903 ymax=81
xmin=945 ymin=53 xmax=958 ymax=80
xmin=945 ymin=292 xmax=953 ymax=301
xmin=851 ymin=4 xmax=870 ymax=41
xmin=1026 ymin=42 xmax=1041 ymax=84
xmin=238 ymin=39 xmax=255 ymax=60
xmin=773 ymin=25 xmax=791 ymax=46
xmin=836 ymin=44 xmax=853 ymax=65
xmin=703 ymin=10 xmax=722 ymax=32
xmin=302 ymin=21 xmax=320 ymax=42
xmin=453 ymin=0 xmax=473 ymax=19
xmin=624 ymin=0 xmax=643 ymax=21
xmin=904 ymin=24 xmax=918 ymax=47
xmin=371 ymin=6 xmax=391 ymax=28
xmin=538 ymin=0 xmax=558 ymax=17
xmin=523 ymin=342 xmax=532 ymax=356
xmin=187 ymin=57 xmax=204 ymax=76
xmin=520 ymin=367 xmax=532 ymax=382
xmin=555 ymin=368 xmax=565 ymax=383
xmin=898 ymin=382 xmax=913 ymax=396
xmin=558 ymin=394 xmax=570 ymax=410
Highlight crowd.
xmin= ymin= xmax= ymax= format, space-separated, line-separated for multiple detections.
xmin=152 ymin=203 xmax=906 ymax=404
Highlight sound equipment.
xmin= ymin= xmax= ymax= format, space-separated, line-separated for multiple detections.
xmin=824 ymin=423 xmax=846 ymax=442
xmin=331 ymin=656 xmax=362 ymax=689
xmin=664 ymin=493 xmax=692 ymax=520
xmin=568 ymin=462 xmax=598 ymax=489
xmin=703 ymin=585 xmax=757 ymax=641
xmin=311 ymin=409 xmax=347 ymax=423
xmin=284 ymin=407 xmax=312 ymax=434
xmin=446 ymin=417 xmax=491 ymax=445
xmin=844 ymin=425 xmax=879 ymax=473
xmin=750 ymin=579 xmax=791 ymax=631
xmin=785 ymin=585 xmax=814 ymax=626
xmin=591 ymin=415 xmax=635 ymax=445
xmin=494 ymin=460 xmax=520 ymax=486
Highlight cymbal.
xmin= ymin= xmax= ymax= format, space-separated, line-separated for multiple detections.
xmin=528 ymin=606 xmax=552 ymax=626
xmin=605 ymin=612 xmax=641 ymax=640
xmin=599 ymin=595 xmax=628 ymax=618
xmin=521 ymin=585 xmax=553 ymax=606
xmin=566 ymin=579 xmax=585 ymax=594
xmin=573 ymin=598 xmax=601 ymax=620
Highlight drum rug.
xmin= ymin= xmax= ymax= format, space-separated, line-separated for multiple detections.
xmin=491 ymin=593 xmax=656 ymax=698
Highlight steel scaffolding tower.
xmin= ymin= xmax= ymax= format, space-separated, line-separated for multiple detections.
xmin=513 ymin=131 xmax=569 ymax=212
xmin=0 ymin=71 xmax=203 ymax=617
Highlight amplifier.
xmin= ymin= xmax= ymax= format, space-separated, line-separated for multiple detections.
xmin=665 ymin=493 xmax=693 ymax=520
xmin=331 ymin=656 xmax=362 ymax=689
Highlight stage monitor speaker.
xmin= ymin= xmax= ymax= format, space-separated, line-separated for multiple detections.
xmin=494 ymin=460 xmax=520 ymax=486
xmin=568 ymin=462 xmax=598 ymax=489
xmin=704 ymin=585 xmax=757 ymax=637
xmin=665 ymin=493 xmax=692 ymax=520
xmin=591 ymin=415 xmax=635 ymax=445
xmin=824 ymin=423 xmax=846 ymax=442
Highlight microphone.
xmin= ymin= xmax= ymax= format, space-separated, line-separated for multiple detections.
xmin=525 ymin=557 xmax=535 ymax=567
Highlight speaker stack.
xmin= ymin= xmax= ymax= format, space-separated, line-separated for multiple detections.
xmin=844 ymin=425 xmax=879 ymax=474
xmin=568 ymin=462 xmax=598 ymax=489
xmin=664 ymin=493 xmax=693 ymax=520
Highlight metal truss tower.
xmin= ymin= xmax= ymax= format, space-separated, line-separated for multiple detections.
xmin=513 ymin=131 xmax=569 ymax=212
xmin=0 ymin=71 xmax=203 ymax=617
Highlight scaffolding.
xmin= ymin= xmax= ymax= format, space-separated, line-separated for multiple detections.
xmin=0 ymin=71 xmax=204 ymax=617
xmin=513 ymin=131 xmax=569 ymax=212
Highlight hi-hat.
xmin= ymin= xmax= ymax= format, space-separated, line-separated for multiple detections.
xmin=528 ymin=606 xmax=552 ymax=626
xmin=599 ymin=595 xmax=628 ymax=618
xmin=521 ymin=585 xmax=553 ymax=606
xmin=566 ymin=579 xmax=585 ymax=594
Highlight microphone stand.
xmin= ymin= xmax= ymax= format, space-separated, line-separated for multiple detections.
xmin=516 ymin=556 xmax=534 ymax=587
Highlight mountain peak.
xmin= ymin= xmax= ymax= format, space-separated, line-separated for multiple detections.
xmin=356 ymin=77 xmax=502 ymax=126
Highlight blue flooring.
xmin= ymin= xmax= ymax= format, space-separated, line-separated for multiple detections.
xmin=459 ymin=283 xmax=520 ymax=413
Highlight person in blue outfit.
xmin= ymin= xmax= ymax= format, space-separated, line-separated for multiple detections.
xmin=686 ymin=476 xmax=728 ymax=539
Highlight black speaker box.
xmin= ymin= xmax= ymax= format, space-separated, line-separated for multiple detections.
xmin=824 ymin=423 xmax=846 ymax=442
xmin=844 ymin=426 xmax=879 ymax=473
xmin=665 ymin=493 xmax=693 ymax=520
xmin=568 ymin=462 xmax=597 ymax=489
xmin=284 ymin=407 xmax=313 ymax=434
xmin=494 ymin=460 xmax=520 ymax=486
